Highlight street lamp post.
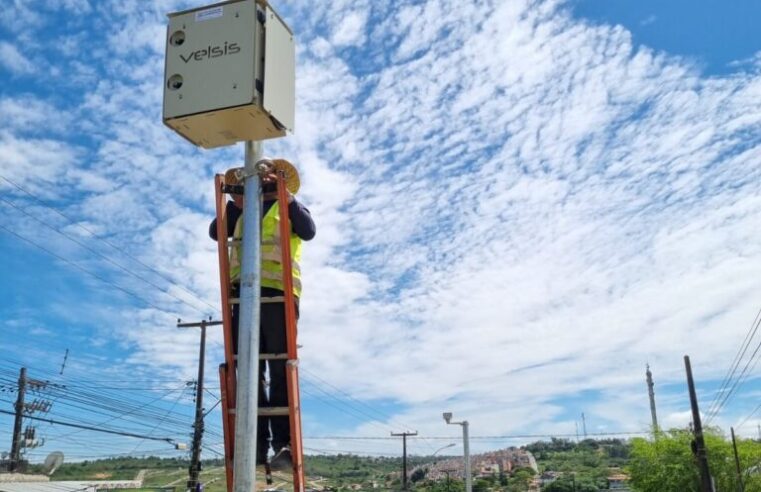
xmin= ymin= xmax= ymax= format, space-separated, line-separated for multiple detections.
xmin=443 ymin=412 xmax=472 ymax=492
xmin=433 ymin=443 xmax=456 ymax=458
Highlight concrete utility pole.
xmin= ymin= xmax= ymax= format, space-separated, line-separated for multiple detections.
xmin=684 ymin=355 xmax=715 ymax=492
xmin=391 ymin=431 xmax=418 ymax=490
xmin=233 ymin=140 xmax=264 ymax=492
xmin=646 ymin=364 xmax=659 ymax=433
xmin=581 ymin=413 xmax=587 ymax=439
xmin=575 ymin=422 xmax=579 ymax=443
xmin=731 ymin=427 xmax=744 ymax=492
xmin=9 ymin=367 xmax=26 ymax=472
xmin=178 ymin=318 xmax=223 ymax=492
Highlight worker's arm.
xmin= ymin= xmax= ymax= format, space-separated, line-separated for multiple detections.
xmin=289 ymin=199 xmax=316 ymax=241
xmin=209 ymin=201 xmax=242 ymax=241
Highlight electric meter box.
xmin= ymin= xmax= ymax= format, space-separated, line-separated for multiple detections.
xmin=163 ymin=0 xmax=295 ymax=148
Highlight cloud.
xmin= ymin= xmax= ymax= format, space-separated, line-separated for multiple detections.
xmin=331 ymin=10 xmax=368 ymax=47
xmin=0 ymin=41 xmax=34 ymax=74
xmin=1 ymin=0 xmax=761 ymax=458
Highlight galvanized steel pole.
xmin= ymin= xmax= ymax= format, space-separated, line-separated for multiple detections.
xmin=233 ymin=140 xmax=263 ymax=492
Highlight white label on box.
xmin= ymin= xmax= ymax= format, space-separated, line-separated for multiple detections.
xmin=195 ymin=6 xmax=223 ymax=22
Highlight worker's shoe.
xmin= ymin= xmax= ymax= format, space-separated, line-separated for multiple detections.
xmin=270 ymin=446 xmax=292 ymax=472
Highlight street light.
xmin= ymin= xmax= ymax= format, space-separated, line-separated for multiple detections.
xmin=443 ymin=412 xmax=472 ymax=492
xmin=433 ymin=443 xmax=456 ymax=457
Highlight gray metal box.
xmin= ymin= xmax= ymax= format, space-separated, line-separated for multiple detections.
xmin=163 ymin=0 xmax=295 ymax=148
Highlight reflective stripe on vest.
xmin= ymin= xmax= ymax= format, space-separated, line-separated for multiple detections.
xmin=229 ymin=202 xmax=303 ymax=297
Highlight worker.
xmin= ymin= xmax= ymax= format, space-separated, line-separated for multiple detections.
xmin=209 ymin=158 xmax=316 ymax=471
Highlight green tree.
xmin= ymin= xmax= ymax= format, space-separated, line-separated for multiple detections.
xmin=628 ymin=428 xmax=761 ymax=492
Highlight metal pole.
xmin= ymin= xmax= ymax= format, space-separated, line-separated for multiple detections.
xmin=685 ymin=355 xmax=714 ymax=492
xmin=9 ymin=367 xmax=26 ymax=472
xmin=731 ymin=427 xmax=744 ymax=492
xmin=233 ymin=140 xmax=263 ymax=492
xmin=463 ymin=421 xmax=472 ymax=492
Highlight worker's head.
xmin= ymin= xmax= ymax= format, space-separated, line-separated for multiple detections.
xmin=258 ymin=158 xmax=300 ymax=195
xmin=225 ymin=167 xmax=245 ymax=207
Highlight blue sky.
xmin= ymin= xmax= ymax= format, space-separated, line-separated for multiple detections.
xmin=1 ymin=0 xmax=760 ymax=463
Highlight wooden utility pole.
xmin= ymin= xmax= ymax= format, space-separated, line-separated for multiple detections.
xmin=9 ymin=367 xmax=26 ymax=472
xmin=178 ymin=318 xmax=222 ymax=492
xmin=391 ymin=431 xmax=418 ymax=490
xmin=684 ymin=355 xmax=714 ymax=492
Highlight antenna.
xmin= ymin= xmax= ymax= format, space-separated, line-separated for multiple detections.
xmin=43 ymin=451 xmax=64 ymax=475
xmin=59 ymin=349 xmax=69 ymax=375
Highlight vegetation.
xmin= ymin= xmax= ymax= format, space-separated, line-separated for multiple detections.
xmin=628 ymin=428 xmax=761 ymax=492
xmin=18 ymin=431 xmax=761 ymax=491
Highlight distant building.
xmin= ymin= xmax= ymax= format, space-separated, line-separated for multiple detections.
xmin=608 ymin=472 xmax=630 ymax=490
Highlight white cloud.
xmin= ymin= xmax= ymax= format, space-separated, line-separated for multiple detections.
xmin=331 ymin=10 xmax=368 ymax=47
xmin=1 ymin=0 xmax=761 ymax=457
xmin=0 ymin=41 xmax=35 ymax=74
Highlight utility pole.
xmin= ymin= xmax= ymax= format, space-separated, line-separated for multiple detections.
xmin=178 ymin=319 xmax=223 ymax=492
xmin=443 ymin=413 xmax=471 ymax=492
xmin=684 ymin=355 xmax=715 ymax=492
xmin=59 ymin=349 xmax=69 ymax=375
xmin=731 ymin=427 xmax=744 ymax=492
xmin=646 ymin=364 xmax=659 ymax=433
xmin=581 ymin=413 xmax=587 ymax=439
xmin=9 ymin=367 xmax=26 ymax=472
xmin=391 ymin=431 xmax=418 ymax=490
xmin=574 ymin=421 xmax=579 ymax=443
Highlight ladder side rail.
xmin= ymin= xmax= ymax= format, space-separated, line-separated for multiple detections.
xmin=275 ymin=172 xmax=305 ymax=492
xmin=214 ymin=174 xmax=237 ymax=490
xmin=218 ymin=365 xmax=234 ymax=492
xmin=215 ymin=175 xmax=238 ymax=387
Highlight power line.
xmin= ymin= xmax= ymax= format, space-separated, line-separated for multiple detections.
xmin=705 ymin=308 xmax=761 ymax=423
xmin=0 ymin=409 xmax=178 ymax=444
xmin=0 ymin=174 xmax=218 ymax=313
xmin=304 ymin=431 xmax=647 ymax=440
xmin=0 ymin=223 xmax=167 ymax=312
xmin=0 ymin=195 xmax=214 ymax=316
xmin=706 ymin=313 xmax=761 ymax=424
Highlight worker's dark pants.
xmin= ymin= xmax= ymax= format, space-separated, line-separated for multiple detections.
xmin=231 ymin=290 xmax=297 ymax=460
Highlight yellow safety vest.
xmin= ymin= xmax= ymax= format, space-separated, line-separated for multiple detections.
xmin=230 ymin=202 xmax=303 ymax=297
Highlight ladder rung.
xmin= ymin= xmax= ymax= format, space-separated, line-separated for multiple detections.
xmin=229 ymin=297 xmax=240 ymax=304
xmin=260 ymin=353 xmax=289 ymax=360
xmin=258 ymin=407 xmax=289 ymax=417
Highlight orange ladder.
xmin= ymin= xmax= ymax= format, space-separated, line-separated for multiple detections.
xmin=214 ymin=169 xmax=305 ymax=492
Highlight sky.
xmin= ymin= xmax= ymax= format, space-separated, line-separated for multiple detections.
xmin=1 ymin=0 xmax=760 ymax=464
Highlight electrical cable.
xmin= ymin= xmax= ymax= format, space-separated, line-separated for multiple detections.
xmin=0 ymin=174 xmax=219 ymax=313
xmin=706 ymin=313 xmax=761 ymax=424
xmin=0 ymin=409 xmax=178 ymax=444
xmin=0 ymin=195 xmax=214 ymax=316
xmin=705 ymin=308 xmax=761 ymax=423
xmin=0 ymin=223 xmax=166 ymax=312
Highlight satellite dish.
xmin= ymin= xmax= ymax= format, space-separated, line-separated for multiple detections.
xmin=43 ymin=451 xmax=64 ymax=475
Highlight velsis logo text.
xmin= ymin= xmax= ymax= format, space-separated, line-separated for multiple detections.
xmin=180 ymin=41 xmax=240 ymax=63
